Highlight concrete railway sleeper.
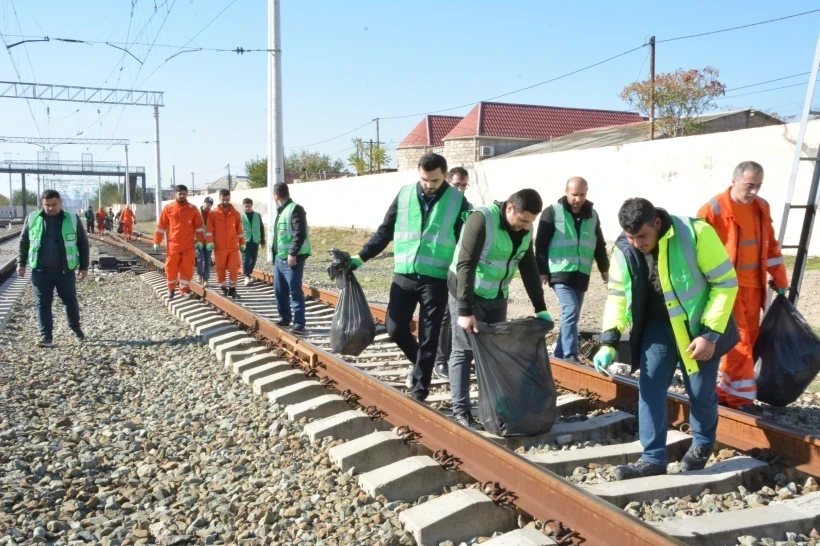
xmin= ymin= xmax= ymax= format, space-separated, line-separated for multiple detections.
xmin=82 ymin=233 xmax=820 ymax=545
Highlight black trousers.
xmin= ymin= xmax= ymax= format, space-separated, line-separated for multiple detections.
xmin=86 ymin=220 xmax=94 ymax=234
xmin=434 ymin=302 xmax=452 ymax=369
xmin=386 ymin=274 xmax=448 ymax=400
xmin=31 ymin=270 xmax=81 ymax=337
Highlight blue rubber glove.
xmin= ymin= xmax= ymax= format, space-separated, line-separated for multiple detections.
xmin=195 ymin=241 xmax=204 ymax=249
xmin=206 ymin=243 xmax=214 ymax=251
xmin=536 ymin=311 xmax=553 ymax=323
xmin=152 ymin=244 xmax=160 ymax=252
xmin=593 ymin=346 xmax=616 ymax=374
xmin=776 ymin=287 xmax=787 ymax=296
xmin=350 ymin=255 xmax=364 ymax=271
xmin=240 ymin=245 xmax=246 ymax=252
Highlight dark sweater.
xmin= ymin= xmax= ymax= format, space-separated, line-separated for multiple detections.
xmin=535 ymin=197 xmax=609 ymax=291
xmin=448 ymin=201 xmax=546 ymax=316
xmin=18 ymin=211 xmax=90 ymax=272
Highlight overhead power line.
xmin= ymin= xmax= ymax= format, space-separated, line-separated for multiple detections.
xmin=719 ymin=81 xmax=816 ymax=100
xmin=656 ymin=8 xmax=820 ymax=43
xmin=725 ymin=72 xmax=811 ymax=92
xmin=286 ymin=121 xmax=375 ymax=150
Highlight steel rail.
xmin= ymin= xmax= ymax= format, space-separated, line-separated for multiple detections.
xmin=0 ymin=230 xmax=22 ymax=277
xmin=98 ymin=233 xmax=683 ymax=546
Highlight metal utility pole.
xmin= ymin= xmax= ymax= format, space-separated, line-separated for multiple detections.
xmin=8 ymin=173 xmax=12 ymax=218
xmin=98 ymin=176 xmax=102 ymax=210
xmin=191 ymin=172 xmax=195 ymax=193
xmin=267 ymin=0 xmax=284 ymax=261
xmin=369 ymin=140 xmax=373 ymax=174
xmin=36 ymin=174 xmax=40 ymax=208
xmin=649 ymin=36 xmax=656 ymax=141
xmin=153 ymin=105 xmax=162 ymax=221
xmin=373 ymin=118 xmax=381 ymax=173
xmin=226 ymin=164 xmax=232 ymax=191
xmin=172 ymin=164 xmax=176 ymax=188
xmin=21 ymin=173 xmax=26 ymax=218
xmin=125 ymin=144 xmax=131 ymax=205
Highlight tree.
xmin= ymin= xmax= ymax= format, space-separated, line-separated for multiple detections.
xmin=620 ymin=66 xmax=726 ymax=137
xmin=347 ymin=138 xmax=392 ymax=175
xmin=245 ymin=157 xmax=268 ymax=189
xmin=285 ymin=150 xmax=346 ymax=181
xmin=0 ymin=194 xmax=8 ymax=206
xmin=12 ymin=189 xmax=37 ymax=206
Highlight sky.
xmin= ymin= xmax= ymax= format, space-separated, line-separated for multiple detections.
xmin=1 ymin=0 xmax=820 ymax=198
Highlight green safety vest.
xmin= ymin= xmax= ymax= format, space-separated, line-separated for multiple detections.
xmin=604 ymin=216 xmax=738 ymax=375
xmin=274 ymin=201 xmax=311 ymax=260
xmin=27 ymin=210 xmax=80 ymax=271
xmin=241 ymin=211 xmax=262 ymax=243
xmin=547 ymin=203 xmax=598 ymax=275
xmin=450 ymin=202 xmax=531 ymax=299
xmin=394 ymin=184 xmax=463 ymax=279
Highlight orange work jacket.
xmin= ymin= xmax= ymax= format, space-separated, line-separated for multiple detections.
xmin=120 ymin=209 xmax=136 ymax=225
xmin=153 ymin=200 xmax=205 ymax=253
xmin=206 ymin=204 xmax=245 ymax=251
xmin=95 ymin=210 xmax=107 ymax=223
xmin=698 ymin=188 xmax=788 ymax=309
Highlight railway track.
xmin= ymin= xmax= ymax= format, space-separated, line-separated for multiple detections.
xmin=0 ymin=229 xmax=24 ymax=333
xmin=91 ymin=232 xmax=820 ymax=545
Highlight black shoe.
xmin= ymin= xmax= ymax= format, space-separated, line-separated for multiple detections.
xmin=563 ymin=355 xmax=583 ymax=365
xmin=612 ymin=459 xmax=667 ymax=481
xmin=228 ymin=287 xmax=238 ymax=299
xmin=37 ymin=336 xmax=54 ymax=348
xmin=433 ymin=363 xmax=449 ymax=379
xmin=221 ymin=287 xmax=229 ymax=297
xmin=680 ymin=445 xmax=712 ymax=472
xmin=289 ymin=326 xmax=306 ymax=334
xmin=454 ymin=412 xmax=481 ymax=429
xmin=275 ymin=320 xmax=291 ymax=328
xmin=166 ymin=290 xmax=175 ymax=300
xmin=71 ymin=329 xmax=85 ymax=341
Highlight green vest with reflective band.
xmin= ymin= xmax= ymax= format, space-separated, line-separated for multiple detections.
xmin=547 ymin=203 xmax=598 ymax=275
xmin=27 ymin=210 xmax=80 ymax=271
xmin=241 ymin=211 xmax=261 ymax=243
xmin=274 ymin=201 xmax=311 ymax=260
xmin=449 ymin=203 xmax=531 ymax=300
xmin=393 ymin=184 xmax=464 ymax=279
xmin=603 ymin=216 xmax=738 ymax=375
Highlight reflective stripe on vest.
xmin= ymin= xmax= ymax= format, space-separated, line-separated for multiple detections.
xmin=547 ymin=203 xmax=598 ymax=275
xmin=394 ymin=184 xmax=463 ymax=279
xmin=27 ymin=210 xmax=80 ymax=271
xmin=449 ymin=203 xmax=531 ymax=299
xmin=275 ymin=201 xmax=311 ymax=260
xmin=241 ymin=211 xmax=261 ymax=243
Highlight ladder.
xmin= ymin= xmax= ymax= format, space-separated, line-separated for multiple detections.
xmin=777 ymin=32 xmax=820 ymax=307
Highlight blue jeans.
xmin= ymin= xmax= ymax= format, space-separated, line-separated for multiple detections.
xmin=553 ymin=284 xmax=586 ymax=358
xmin=638 ymin=319 xmax=719 ymax=465
xmin=196 ymin=247 xmax=211 ymax=281
xmin=31 ymin=270 xmax=81 ymax=337
xmin=243 ymin=242 xmax=259 ymax=278
xmin=274 ymin=255 xmax=306 ymax=329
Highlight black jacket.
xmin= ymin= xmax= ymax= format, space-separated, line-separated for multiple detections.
xmin=535 ymin=197 xmax=609 ymax=291
xmin=359 ymin=182 xmax=471 ymax=272
xmin=18 ymin=211 xmax=90 ymax=272
xmin=272 ymin=199 xmax=308 ymax=260
xmin=448 ymin=201 xmax=546 ymax=316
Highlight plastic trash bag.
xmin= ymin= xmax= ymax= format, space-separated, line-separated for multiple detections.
xmin=754 ymin=294 xmax=820 ymax=407
xmin=327 ymin=248 xmax=376 ymax=356
xmin=116 ymin=222 xmax=124 ymax=234
xmin=469 ymin=318 xmax=557 ymax=436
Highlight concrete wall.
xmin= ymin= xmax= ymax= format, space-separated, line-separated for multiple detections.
xmin=0 ymin=206 xmax=25 ymax=219
xmin=444 ymin=137 xmax=545 ymax=164
xmin=168 ymin=120 xmax=820 ymax=254
xmin=111 ymin=203 xmax=157 ymax=223
xmin=699 ymin=111 xmax=782 ymax=134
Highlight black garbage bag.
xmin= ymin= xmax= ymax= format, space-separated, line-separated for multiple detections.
xmin=754 ymin=294 xmax=820 ymax=407
xmin=469 ymin=318 xmax=557 ymax=437
xmin=327 ymin=248 xmax=376 ymax=356
xmin=116 ymin=222 xmax=124 ymax=234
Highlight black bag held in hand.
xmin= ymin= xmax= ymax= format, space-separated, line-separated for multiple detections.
xmin=754 ymin=294 xmax=820 ymax=407
xmin=327 ymin=248 xmax=376 ymax=356
xmin=469 ymin=318 xmax=557 ymax=437
xmin=116 ymin=222 xmax=124 ymax=234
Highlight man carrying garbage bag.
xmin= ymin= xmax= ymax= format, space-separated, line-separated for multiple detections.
xmin=449 ymin=188 xmax=554 ymax=429
xmin=593 ymin=198 xmax=739 ymax=480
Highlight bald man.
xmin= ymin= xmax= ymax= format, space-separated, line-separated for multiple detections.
xmin=536 ymin=177 xmax=609 ymax=363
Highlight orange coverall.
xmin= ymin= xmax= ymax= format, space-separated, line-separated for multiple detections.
xmin=153 ymin=201 xmax=205 ymax=293
xmin=120 ymin=208 xmax=136 ymax=240
xmin=206 ymin=204 xmax=245 ymax=288
xmin=698 ymin=188 xmax=789 ymax=408
xmin=95 ymin=209 xmax=107 ymax=233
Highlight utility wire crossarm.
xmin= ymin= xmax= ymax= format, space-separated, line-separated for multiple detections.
xmin=0 ymin=82 xmax=164 ymax=107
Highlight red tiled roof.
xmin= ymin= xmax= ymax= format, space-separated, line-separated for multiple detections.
xmin=398 ymin=115 xmax=463 ymax=147
xmin=444 ymin=102 xmax=643 ymax=140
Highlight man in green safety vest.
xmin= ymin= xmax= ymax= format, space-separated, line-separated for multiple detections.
xmin=593 ymin=198 xmax=739 ymax=480
xmin=349 ymin=153 xmax=472 ymax=402
xmin=535 ymin=177 xmax=609 ymax=364
xmin=272 ymin=182 xmax=311 ymax=334
xmin=449 ymin=189 xmax=554 ymax=428
xmin=17 ymin=189 xmax=90 ymax=348
xmin=241 ymin=197 xmax=265 ymax=286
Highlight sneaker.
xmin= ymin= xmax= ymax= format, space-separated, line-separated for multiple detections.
xmin=221 ymin=287 xmax=229 ymax=297
xmin=680 ymin=445 xmax=712 ymax=472
xmin=37 ymin=336 xmax=55 ymax=348
xmin=612 ymin=459 xmax=667 ymax=481
xmin=275 ymin=320 xmax=291 ymax=328
xmin=228 ymin=287 xmax=238 ymax=299
xmin=289 ymin=325 xmax=306 ymax=334
xmin=196 ymin=275 xmax=203 ymax=284
xmin=433 ymin=362 xmax=449 ymax=379
xmin=405 ymin=371 xmax=414 ymax=390
xmin=166 ymin=290 xmax=175 ymax=300
xmin=244 ymin=277 xmax=251 ymax=286
xmin=202 ymin=280 xmax=209 ymax=288
xmin=71 ymin=329 xmax=85 ymax=341
xmin=454 ymin=412 xmax=481 ymax=429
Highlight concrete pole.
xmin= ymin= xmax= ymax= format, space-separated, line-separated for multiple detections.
xmin=172 ymin=164 xmax=176 ymax=187
xmin=153 ymin=105 xmax=162 ymax=222
xmin=191 ymin=172 xmax=195 ymax=193
xmin=649 ymin=36 xmax=656 ymax=141
xmin=98 ymin=176 xmax=102 ymax=210
xmin=8 ymin=173 xmax=12 ymax=219
xmin=267 ymin=0 xmax=284 ymax=261
xmin=21 ymin=173 xmax=27 ymax=218
xmin=125 ymin=144 xmax=131 ymax=205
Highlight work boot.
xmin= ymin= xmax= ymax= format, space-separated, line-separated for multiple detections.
xmin=228 ymin=287 xmax=238 ymax=299
xmin=275 ymin=320 xmax=290 ymax=328
xmin=289 ymin=325 xmax=306 ymax=334
xmin=166 ymin=290 xmax=175 ymax=300
xmin=71 ymin=328 xmax=86 ymax=342
xmin=433 ymin=362 xmax=449 ymax=379
xmin=454 ymin=412 xmax=481 ymax=429
xmin=679 ymin=445 xmax=712 ymax=472
xmin=221 ymin=287 xmax=229 ymax=297
xmin=37 ymin=336 xmax=54 ymax=348
xmin=612 ymin=459 xmax=667 ymax=481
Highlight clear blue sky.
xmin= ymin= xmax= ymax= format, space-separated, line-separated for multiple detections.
xmin=1 ymin=0 xmax=819 ymax=198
